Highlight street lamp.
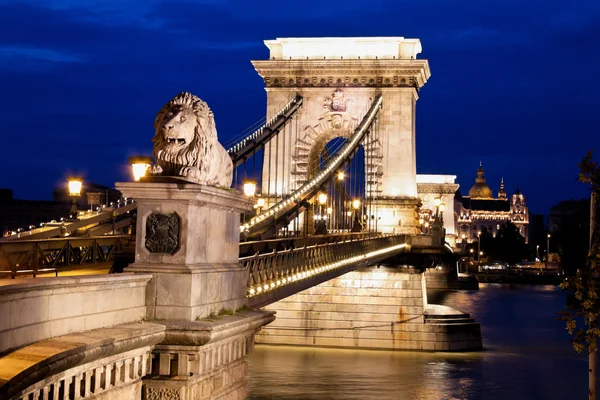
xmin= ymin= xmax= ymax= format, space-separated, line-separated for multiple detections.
xmin=67 ymin=177 xmax=83 ymax=220
xmin=546 ymin=233 xmax=551 ymax=268
xmin=352 ymin=199 xmax=360 ymax=210
xmin=337 ymin=172 xmax=345 ymax=181
xmin=129 ymin=156 xmax=153 ymax=182
xmin=243 ymin=180 xmax=257 ymax=198
xmin=254 ymin=197 xmax=265 ymax=216
xmin=477 ymin=231 xmax=481 ymax=262
xmin=318 ymin=193 xmax=327 ymax=205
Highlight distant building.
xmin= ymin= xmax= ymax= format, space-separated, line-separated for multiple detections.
xmin=416 ymin=174 xmax=459 ymax=246
xmin=455 ymin=163 xmax=529 ymax=244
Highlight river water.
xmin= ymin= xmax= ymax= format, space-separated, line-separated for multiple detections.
xmin=247 ymin=284 xmax=586 ymax=399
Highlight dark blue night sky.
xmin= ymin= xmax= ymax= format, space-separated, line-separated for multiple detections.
xmin=1 ymin=0 xmax=599 ymax=214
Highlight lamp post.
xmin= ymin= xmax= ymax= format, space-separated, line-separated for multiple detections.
xmin=242 ymin=179 xmax=256 ymax=226
xmin=346 ymin=210 xmax=352 ymax=232
xmin=546 ymin=233 xmax=551 ymax=269
xmin=254 ymin=197 xmax=265 ymax=216
xmin=67 ymin=177 xmax=83 ymax=220
xmin=315 ymin=193 xmax=328 ymax=235
xmin=477 ymin=231 xmax=481 ymax=263
xmin=129 ymin=156 xmax=153 ymax=182
xmin=351 ymin=199 xmax=361 ymax=232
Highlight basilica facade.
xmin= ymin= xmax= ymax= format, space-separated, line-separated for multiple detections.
xmin=455 ymin=164 xmax=529 ymax=244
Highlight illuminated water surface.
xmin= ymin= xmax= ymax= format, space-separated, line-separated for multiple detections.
xmin=247 ymin=284 xmax=585 ymax=399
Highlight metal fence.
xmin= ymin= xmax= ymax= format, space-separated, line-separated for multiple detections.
xmin=0 ymin=235 xmax=130 ymax=278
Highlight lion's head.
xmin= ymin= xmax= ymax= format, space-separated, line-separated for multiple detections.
xmin=152 ymin=92 xmax=217 ymax=175
xmin=150 ymin=92 xmax=233 ymax=187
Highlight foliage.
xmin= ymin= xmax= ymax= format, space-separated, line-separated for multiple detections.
xmin=559 ymin=151 xmax=600 ymax=353
xmin=477 ymin=223 xmax=527 ymax=264
xmin=495 ymin=222 xmax=528 ymax=265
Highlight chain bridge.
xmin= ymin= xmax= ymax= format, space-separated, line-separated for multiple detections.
xmin=0 ymin=37 xmax=481 ymax=400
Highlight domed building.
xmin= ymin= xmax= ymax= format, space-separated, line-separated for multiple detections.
xmin=455 ymin=163 xmax=529 ymax=244
xmin=468 ymin=163 xmax=493 ymax=199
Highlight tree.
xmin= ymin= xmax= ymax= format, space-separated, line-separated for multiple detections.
xmin=559 ymin=150 xmax=600 ymax=399
xmin=495 ymin=222 xmax=527 ymax=265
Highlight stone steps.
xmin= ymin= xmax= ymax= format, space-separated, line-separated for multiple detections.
xmin=424 ymin=313 xmax=476 ymax=325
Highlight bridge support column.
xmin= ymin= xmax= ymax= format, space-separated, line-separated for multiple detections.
xmin=116 ymin=182 xmax=275 ymax=399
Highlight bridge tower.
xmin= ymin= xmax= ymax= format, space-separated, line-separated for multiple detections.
xmin=253 ymin=37 xmax=431 ymax=234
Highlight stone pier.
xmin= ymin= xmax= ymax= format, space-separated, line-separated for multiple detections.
xmin=117 ymin=182 xmax=275 ymax=399
xmin=257 ymin=266 xmax=481 ymax=351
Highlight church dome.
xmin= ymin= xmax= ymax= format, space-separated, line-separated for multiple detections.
xmin=468 ymin=163 xmax=493 ymax=199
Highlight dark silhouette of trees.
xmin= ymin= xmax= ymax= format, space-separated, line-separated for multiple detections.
xmin=495 ymin=222 xmax=528 ymax=265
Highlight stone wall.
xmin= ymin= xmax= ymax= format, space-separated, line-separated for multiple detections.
xmin=257 ymin=266 xmax=481 ymax=351
xmin=0 ymin=274 xmax=151 ymax=353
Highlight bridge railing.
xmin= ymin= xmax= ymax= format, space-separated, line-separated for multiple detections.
xmin=0 ymin=235 xmax=131 ymax=278
xmin=242 ymin=234 xmax=407 ymax=298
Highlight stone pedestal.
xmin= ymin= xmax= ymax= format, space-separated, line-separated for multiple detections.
xmin=116 ymin=182 xmax=253 ymax=321
xmin=115 ymin=182 xmax=275 ymax=400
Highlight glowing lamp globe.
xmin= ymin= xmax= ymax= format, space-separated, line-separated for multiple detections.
xmin=68 ymin=177 xmax=83 ymax=197
xmin=352 ymin=199 xmax=360 ymax=210
xmin=129 ymin=156 xmax=153 ymax=182
xmin=318 ymin=193 xmax=327 ymax=205
xmin=257 ymin=198 xmax=265 ymax=208
xmin=243 ymin=180 xmax=257 ymax=197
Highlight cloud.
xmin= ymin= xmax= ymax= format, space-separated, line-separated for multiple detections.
xmin=0 ymin=45 xmax=82 ymax=63
xmin=0 ymin=0 xmax=166 ymax=27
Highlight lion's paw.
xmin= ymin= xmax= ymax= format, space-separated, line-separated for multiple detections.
xmin=179 ymin=166 xmax=202 ymax=182
xmin=150 ymin=164 xmax=163 ymax=174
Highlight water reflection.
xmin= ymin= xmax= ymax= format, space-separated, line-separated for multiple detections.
xmin=248 ymin=284 xmax=587 ymax=399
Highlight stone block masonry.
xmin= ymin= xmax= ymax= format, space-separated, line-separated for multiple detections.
xmin=257 ymin=266 xmax=482 ymax=351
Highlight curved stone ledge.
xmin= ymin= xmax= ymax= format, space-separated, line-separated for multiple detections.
xmin=0 ymin=322 xmax=165 ymax=399
xmin=160 ymin=311 xmax=276 ymax=347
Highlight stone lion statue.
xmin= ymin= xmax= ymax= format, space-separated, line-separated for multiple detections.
xmin=150 ymin=92 xmax=233 ymax=187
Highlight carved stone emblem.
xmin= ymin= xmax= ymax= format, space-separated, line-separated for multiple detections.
xmin=145 ymin=213 xmax=180 ymax=254
xmin=322 ymin=88 xmax=354 ymax=114
xmin=144 ymin=387 xmax=183 ymax=400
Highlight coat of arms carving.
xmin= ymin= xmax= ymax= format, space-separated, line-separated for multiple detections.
xmin=145 ymin=213 xmax=180 ymax=254
xmin=322 ymin=88 xmax=354 ymax=114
